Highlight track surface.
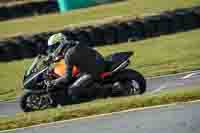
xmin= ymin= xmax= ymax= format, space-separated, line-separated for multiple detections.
xmin=2 ymin=100 xmax=200 ymax=133
xmin=0 ymin=70 xmax=200 ymax=116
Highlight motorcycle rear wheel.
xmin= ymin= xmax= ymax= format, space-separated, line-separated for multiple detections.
xmin=114 ymin=69 xmax=146 ymax=95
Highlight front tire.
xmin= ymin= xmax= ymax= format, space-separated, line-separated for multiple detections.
xmin=20 ymin=92 xmax=33 ymax=112
xmin=20 ymin=92 xmax=55 ymax=112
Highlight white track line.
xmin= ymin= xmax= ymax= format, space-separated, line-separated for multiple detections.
xmin=1 ymin=99 xmax=200 ymax=133
xmin=181 ymin=71 xmax=200 ymax=80
xmin=147 ymin=70 xmax=200 ymax=79
xmin=182 ymin=73 xmax=196 ymax=79
xmin=151 ymin=84 xmax=167 ymax=94
xmin=151 ymin=71 xmax=200 ymax=94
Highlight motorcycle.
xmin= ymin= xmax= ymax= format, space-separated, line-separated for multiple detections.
xmin=20 ymin=48 xmax=146 ymax=112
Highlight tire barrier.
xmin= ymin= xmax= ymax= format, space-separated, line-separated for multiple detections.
xmin=93 ymin=26 xmax=106 ymax=45
xmin=114 ymin=22 xmax=131 ymax=43
xmin=70 ymin=28 xmax=94 ymax=47
xmin=0 ymin=6 xmax=200 ymax=62
xmin=127 ymin=19 xmax=145 ymax=41
xmin=0 ymin=1 xmax=58 ymax=21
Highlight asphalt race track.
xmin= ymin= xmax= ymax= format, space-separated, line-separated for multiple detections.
xmin=2 ymin=99 xmax=200 ymax=133
xmin=0 ymin=70 xmax=200 ymax=117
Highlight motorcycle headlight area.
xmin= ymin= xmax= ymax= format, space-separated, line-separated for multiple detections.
xmin=23 ymin=73 xmax=45 ymax=89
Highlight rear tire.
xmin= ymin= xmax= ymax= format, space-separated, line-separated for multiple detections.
xmin=113 ymin=69 xmax=146 ymax=95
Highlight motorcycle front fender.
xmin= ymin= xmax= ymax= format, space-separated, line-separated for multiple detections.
xmin=23 ymin=88 xmax=47 ymax=95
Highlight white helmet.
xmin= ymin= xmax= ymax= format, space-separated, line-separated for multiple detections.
xmin=47 ymin=33 xmax=67 ymax=55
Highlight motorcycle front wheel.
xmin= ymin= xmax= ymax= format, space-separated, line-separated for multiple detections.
xmin=20 ymin=92 xmax=56 ymax=112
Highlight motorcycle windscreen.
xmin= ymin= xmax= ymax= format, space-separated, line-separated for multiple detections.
xmin=54 ymin=59 xmax=79 ymax=77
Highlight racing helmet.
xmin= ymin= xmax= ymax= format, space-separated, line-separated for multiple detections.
xmin=47 ymin=33 xmax=67 ymax=55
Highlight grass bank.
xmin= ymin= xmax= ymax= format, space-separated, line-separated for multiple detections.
xmin=1 ymin=29 xmax=200 ymax=101
xmin=98 ymin=29 xmax=200 ymax=77
xmin=0 ymin=86 xmax=200 ymax=131
xmin=0 ymin=0 xmax=199 ymax=38
xmin=0 ymin=0 xmax=46 ymax=6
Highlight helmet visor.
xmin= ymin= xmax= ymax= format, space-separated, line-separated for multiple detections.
xmin=47 ymin=42 xmax=60 ymax=55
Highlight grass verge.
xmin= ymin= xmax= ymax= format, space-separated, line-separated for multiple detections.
xmin=0 ymin=0 xmax=199 ymax=38
xmin=1 ymin=28 xmax=200 ymax=101
xmin=0 ymin=0 xmax=47 ymax=6
xmin=0 ymin=86 xmax=200 ymax=131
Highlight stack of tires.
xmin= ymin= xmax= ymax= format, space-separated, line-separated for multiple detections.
xmin=0 ymin=1 xmax=58 ymax=21
xmin=0 ymin=6 xmax=200 ymax=61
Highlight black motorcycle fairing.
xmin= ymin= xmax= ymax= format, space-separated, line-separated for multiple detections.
xmin=105 ymin=51 xmax=133 ymax=62
xmin=23 ymin=67 xmax=48 ymax=90
xmin=105 ymin=51 xmax=133 ymax=71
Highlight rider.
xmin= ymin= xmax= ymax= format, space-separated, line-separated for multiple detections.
xmin=47 ymin=33 xmax=106 ymax=101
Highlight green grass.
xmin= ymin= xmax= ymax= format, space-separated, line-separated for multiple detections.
xmin=0 ymin=86 xmax=200 ymax=131
xmin=98 ymin=29 xmax=200 ymax=76
xmin=0 ymin=0 xmax=199 ymax=39
xmin=0 ymin=0 xmax=41 ymax=3
xmin=1 ymin=29 xmax=200 ymax=101
xmin=0 ymin=59 xmax=31 ymax=101
xmin=0 ymin=0 xmax=47 ymax=6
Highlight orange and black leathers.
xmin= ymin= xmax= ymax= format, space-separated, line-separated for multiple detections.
xmin=53 ymin=44 xmax=106 ymax=91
